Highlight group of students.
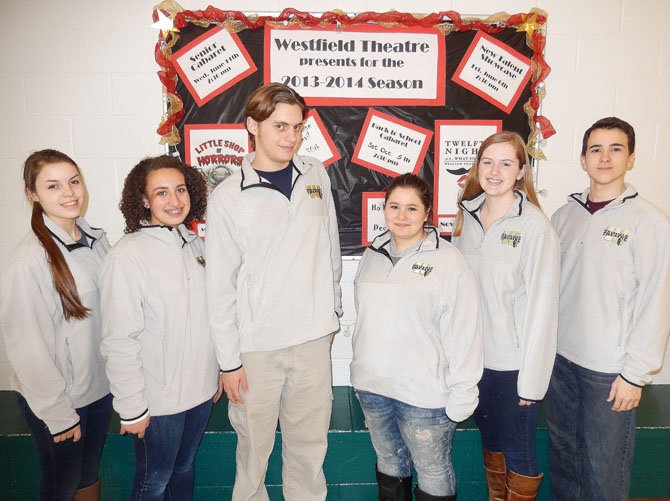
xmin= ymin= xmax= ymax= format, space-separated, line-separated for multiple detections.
xmin=0 ymin=82 xmax=668 ymax=501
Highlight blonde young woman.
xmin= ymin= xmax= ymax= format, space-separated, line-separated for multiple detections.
xmin=1 ymin=149 xmax=111 ymax=500
xmin=453 ymin=132 xmax=559 ymax=500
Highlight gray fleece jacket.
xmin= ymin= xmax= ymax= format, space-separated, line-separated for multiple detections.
xmin=1 ymin=216 xmax=110 ymax=434
xmin=551 ymin=184 xmax=670 ymax=385
xmin=350 ymin=228 xmax=483 ymax=422
xmin=100 ymin=224 xmax=218 ymax=423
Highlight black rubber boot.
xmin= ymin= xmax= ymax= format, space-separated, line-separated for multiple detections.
xmin=376 ymin=466 xmax=413 ymax=501
xmin=414 ymin=484 xmax=457 ymax=501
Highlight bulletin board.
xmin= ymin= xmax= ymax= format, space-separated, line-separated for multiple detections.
xmin=152 ymin=2 xmax=553 ymax=255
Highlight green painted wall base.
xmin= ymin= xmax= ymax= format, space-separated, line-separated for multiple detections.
xmin=1 ymin=386 xmax=669 ymax=500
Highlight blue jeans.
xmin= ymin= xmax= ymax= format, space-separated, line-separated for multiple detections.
xmin=131 ymin=399 xmax=213 ymax=501
xmin=17 ymin=392 xmax=112 ymax=501
xmin=474 ymin=369 xmax=540 ymax=476
xmin=355 ymin=390 xmax=457 ymax=496
xmin=545 ymin=354 xmax=635 ymax=501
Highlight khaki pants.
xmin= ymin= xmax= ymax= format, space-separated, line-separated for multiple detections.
xmin=229 ymin=336 xmax=333 ymax=501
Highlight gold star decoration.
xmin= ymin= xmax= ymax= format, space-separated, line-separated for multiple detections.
xmin=151 ymin=9 xmax=179 ymax=38
xmin=516 ymin=13 xmax=542 ymax=36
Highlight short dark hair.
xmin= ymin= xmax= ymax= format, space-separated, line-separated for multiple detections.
xmin=120 ymin=155 xmax=208 ymax=233
xmin=581 ymin=117 xmax=635 ymax=156
xmin=385 ymin=173 xmax=433 ymax=218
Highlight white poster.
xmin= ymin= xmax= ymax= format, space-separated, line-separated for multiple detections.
xmin=452 ymin=31 xmax=531 ymax=113
xmin=173 ymin=26 xmax=257 ymax=106
xmin=266 ymin=25 xmax=445 ymax=105
xmin=297 ymin=110 xmax=341 ymax=167
xmin=434 ymin=120 xmax=502 ymax=235
xmin=184 ymin=124 xmax=250 ymax=189
xmin=352 ymin=109 xmax=432 ymax=177
xmin=362 ymin=192 xmax=387 ymax=246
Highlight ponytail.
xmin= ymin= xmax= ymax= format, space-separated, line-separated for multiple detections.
xmin=24 ymin=149 xmax=90 ymax=321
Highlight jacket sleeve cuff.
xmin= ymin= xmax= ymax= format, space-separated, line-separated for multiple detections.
xmin=120 ymin=409 xmax=149 ymax=425
xmin=444 ymin=411 xmax=459 ymax=424
xmin=518 ymin=396 xmax=542 ymax=403
xmin=619 ymin=373 xmax=645 ymax=388
xmin=51 ymin=420 xmax=81 ymax=437
xmin=220 ymin=364 xmax=243 ymax=373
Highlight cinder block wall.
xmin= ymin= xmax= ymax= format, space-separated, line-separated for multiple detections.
xmin=1 ymin=0 xmax=669 ymax=387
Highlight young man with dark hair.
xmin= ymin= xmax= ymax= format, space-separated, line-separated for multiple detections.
xmin=546 ymin=117 xmax=670 ymax=500
xmin=206 ymin=82 xmax=342 ymax=500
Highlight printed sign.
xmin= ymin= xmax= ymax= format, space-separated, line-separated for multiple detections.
xmin=352 ymin=109 xmax=433 ymax=178
xmin=452 ymin=32 xmax=531 ymax=113
xmin=297 ymin=109 xmax=341 ymax=167
xmin=265 ymin=25 xmax=445 ymax=106
xmin=184 ymin=124 xmax=250 ymax=190
xmin=433 ymin=120 xmax=502 ymax=235
xmin=362 ymin=192 xmax=387 ymax=246
xmin=173 ymin=26 xmax=257 ymax=106
xmin=189 ymin=219 xmax=206 ymax=239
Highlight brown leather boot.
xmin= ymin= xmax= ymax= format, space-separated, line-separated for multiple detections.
xmin=483 ymin=450 xmax=506 ymax=500
xmin=505 ymin=470 xmax=542 ymax=500
xmin=74 ymin=480 xmax=100 ymax=501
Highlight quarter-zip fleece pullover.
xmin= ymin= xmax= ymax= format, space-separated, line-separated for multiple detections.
xmin=206 ymin=153 xmax=343 ymax=371
xmin=1 ymin=216 xmax=110 ymax=434
xmin=551 ymin=184 xmax=670 ymax=385
xmin=350 ymin=228 xmax=483 ymax=422
xmin=100 ymin=224 xmax=218 ymax=423
xmin=454 ymin=191 xmax=560 ymax=401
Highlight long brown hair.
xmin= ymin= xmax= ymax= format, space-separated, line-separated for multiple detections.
xmin=24 ymin=149 xmax=90 ymax=321
xmin=453 ymin=131 xmax=540 ymax=237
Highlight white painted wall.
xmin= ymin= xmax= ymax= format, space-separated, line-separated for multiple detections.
xmin=1 ymin=0 xmax=669 ymax=388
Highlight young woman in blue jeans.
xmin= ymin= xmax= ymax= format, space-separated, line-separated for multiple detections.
xmin=350 ymin=174 xmax=483 ymax=500
xmin=100 ymin=156 xmax=221 ymax=500
xmin=453 ymin=132 xmax=560 ymax=500
xmin=1 ymin=149 xmax=112 ymax=500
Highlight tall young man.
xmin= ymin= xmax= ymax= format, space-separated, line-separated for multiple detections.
xmin=206 ymin=83 xmax=342 ymax=500
xmin=546 ymin=117 xmax=670 ymax=500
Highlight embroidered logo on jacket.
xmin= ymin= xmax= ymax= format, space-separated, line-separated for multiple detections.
xmin=411 ymin=262 xmax=434 ymax=277
xmin=196 ymin=256 xmax=206 ymax=267
xmin=603 ymin=227 xmax=629 ymax=246
xmin=500 ymin=230 xmax=522 ymax=248
xmin=306 ymin=185 xmax=323 ymax=199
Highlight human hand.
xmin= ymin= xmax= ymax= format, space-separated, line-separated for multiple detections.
xmin=120 ymin=415 xmax=151 ymax=438
xmin=607 ymin=376 xmax=642 ymax=412
xmin=213 ymin=373 xmax=225 ymax=403
xmin=221 ymin=367 xmax=249 ymax=405
xmin=53 ymin=424 xmax=81 ymax=443
xmin=518 ymin=399 xmax=536 ymax=406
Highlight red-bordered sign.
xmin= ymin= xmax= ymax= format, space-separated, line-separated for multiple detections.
xmin=361 ymin=191 xmax=387 ymax=246
xmin=297 ymin=109 xmax=342 ymax=167
xmin=265 ymin=24 xmax=445 ymax=106
xmin=173 ymin=25 xmax=257 ymax=107
xmin=433 ymin=119 xmax=502 ymax=235
xmin=452 ymin=32 xmax=531 ymax=114
xmin=352 ymin=109 xmax=433 ymax=178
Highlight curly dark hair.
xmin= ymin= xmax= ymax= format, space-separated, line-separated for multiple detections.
xmin=120 ymin=155 xmax=208 ymax=233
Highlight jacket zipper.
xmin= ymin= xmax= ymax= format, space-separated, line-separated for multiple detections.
xmin=617 ymin=292 xmax=625 ymax=347
xmin=65 ymin=338 xmax=74 ymax=390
